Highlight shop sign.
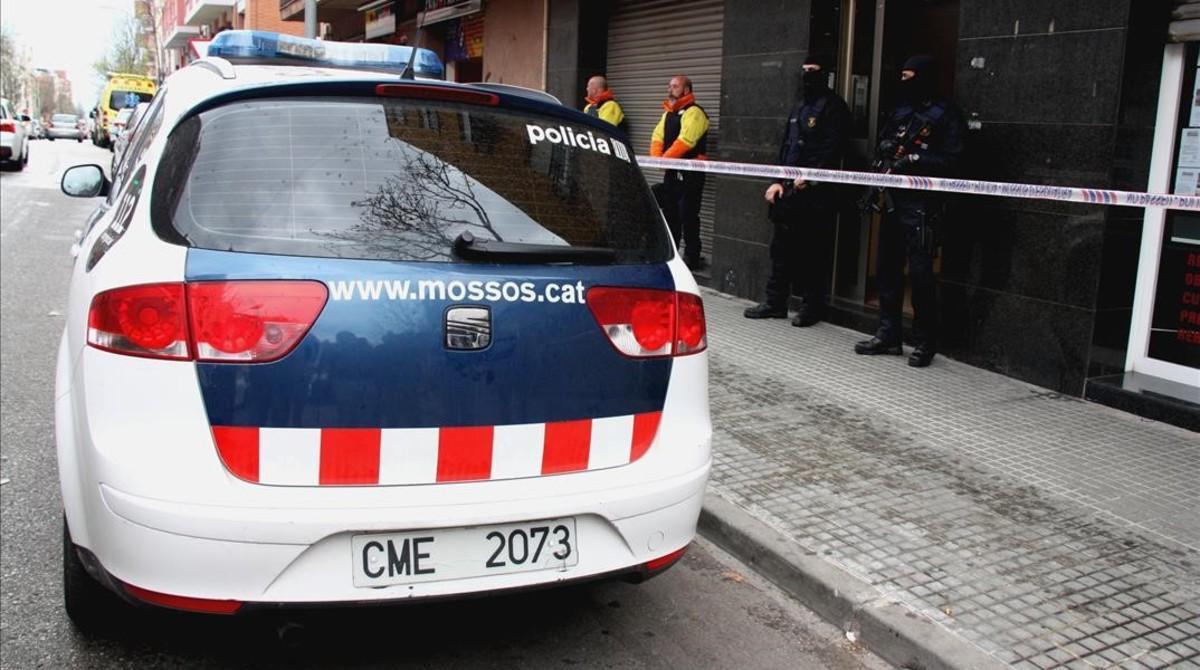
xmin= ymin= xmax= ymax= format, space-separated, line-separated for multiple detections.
xmin=444 ymin=11 xmax=484 ymax=62
xmin=420 ymin=0 xmax=482 ymax=28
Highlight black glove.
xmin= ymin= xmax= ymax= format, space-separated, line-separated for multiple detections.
xmin=889 ymin=153 xmax=920 ymax=173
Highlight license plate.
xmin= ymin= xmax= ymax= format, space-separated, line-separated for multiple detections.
xmin=351 ymin=517 xmax=579 ymax=588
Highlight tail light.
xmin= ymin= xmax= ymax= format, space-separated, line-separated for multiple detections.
xmin=87 ymin=281 xmax=327 ymax=362
xmin=375 ymin=84 xmax=499 ymax=106
xmin=587 ymin=287 xmax=707 ymax=357
xmin=188 ymin=281 xmax=327 ymax=362
xmin=88 ymin=283 xmax=190 ymax=360
xmin=0 ymin=120 xmax=15 ymax=133
xmin=122 ymin=581 xmax=242 ymax=615
xmin=644 ymin=545 xmax=689 ymax=571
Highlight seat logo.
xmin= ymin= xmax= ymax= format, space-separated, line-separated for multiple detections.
xmin=445 ymin=306 xmax=492 ymax=351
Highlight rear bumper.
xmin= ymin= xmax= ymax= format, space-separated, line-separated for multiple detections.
xmin=79 ymin=459 xmax=708 ymax=605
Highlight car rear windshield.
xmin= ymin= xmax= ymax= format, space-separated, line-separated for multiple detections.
xmin=153 ymin=96 xmax=671 ymax=264
xmin=110 ymin=90 xmax=153 ymax=110
xmin=52 ymin=114 xmax=77 ymax=123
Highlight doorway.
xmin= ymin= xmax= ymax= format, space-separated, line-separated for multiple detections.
xmin=813 ymin=0 xmax=960 ymax=313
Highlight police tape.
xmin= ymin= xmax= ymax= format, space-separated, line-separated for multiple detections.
xmin=636 ymin=156 xmax=1200 ymax=212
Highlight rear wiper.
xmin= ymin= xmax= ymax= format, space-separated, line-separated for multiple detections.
xmin=453 ymin=232 xmax=617 ymax=264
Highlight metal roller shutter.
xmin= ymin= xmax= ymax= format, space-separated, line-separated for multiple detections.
xmin=605 ymin=0 xmax=724 ymax=262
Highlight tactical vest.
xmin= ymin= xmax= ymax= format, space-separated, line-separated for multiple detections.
xmin=663 ymin=102 xmax=708 ymax=159
xmin=781 ymin=94 xmax=831 ymax=167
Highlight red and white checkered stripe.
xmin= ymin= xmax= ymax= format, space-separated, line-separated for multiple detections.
xmin=210 ymin=412 xmax=662 ymax=486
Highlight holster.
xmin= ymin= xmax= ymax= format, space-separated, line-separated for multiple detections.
xmin=767 ymin=183 xmax=819 ymax=224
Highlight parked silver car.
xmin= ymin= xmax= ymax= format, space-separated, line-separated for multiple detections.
xmin=46 ymin=113 xmax=85 ymax=142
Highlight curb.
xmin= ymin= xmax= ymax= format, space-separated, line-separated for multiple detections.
xmin=699 ymin=493 xmax=1009 ymax=670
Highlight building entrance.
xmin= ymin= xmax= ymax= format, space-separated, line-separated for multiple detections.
xmin=811 ymin=0 xmax=960 ymax=315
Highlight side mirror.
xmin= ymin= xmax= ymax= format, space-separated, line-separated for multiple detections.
xmin=19 ymin=114 xmax=31 ymax=122
xmin=61 ymin=165 xmax=110 ymax=198
xmin=89 ymin=110 xmax=97 ymax=119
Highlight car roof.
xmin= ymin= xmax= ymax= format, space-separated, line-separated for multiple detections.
xmin=158 ymin=59 xmax=617 ymax=145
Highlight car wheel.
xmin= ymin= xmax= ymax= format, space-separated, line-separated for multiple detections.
xmin=63 ymin=517 xmax=126 ymax=634
xmin=14 ymin=153 xmax=25 ymax=172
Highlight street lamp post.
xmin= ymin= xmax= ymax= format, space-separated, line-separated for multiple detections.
xmin=305 ymin=0 xmax=318 ymax=38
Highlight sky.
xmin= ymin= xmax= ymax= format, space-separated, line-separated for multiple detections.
xmin=1 ymin=0 xmax=132 ymax=109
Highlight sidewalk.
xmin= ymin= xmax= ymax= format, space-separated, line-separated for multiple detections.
xmin=697 ymin=288 xmax=1200 ymax=670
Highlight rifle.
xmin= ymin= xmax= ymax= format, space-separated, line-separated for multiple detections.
xmin=858 ymin=116 xmax=937 ymax=214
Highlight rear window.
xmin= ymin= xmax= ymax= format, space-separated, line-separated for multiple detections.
xmin=52 ymin=114 xmax=77 ymax=124
xmin=153 ymin=97 xmax=671 ymax=264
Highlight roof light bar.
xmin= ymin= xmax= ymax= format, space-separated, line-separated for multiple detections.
xmin=206 ymin=30 xmax=444 ymax=79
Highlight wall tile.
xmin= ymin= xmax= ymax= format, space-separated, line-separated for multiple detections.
xmin=954 ymin=30 xmax=1125 ymax=126
xmin=710 ymin=234 xmax=773 ymax=301
xmin=941 ymin=284 xmax=1096 ymax=394
xmin=959 ymin=0 xmax=1131 ymax=39
xmin=940 ymin=206 xmax=1106 ymax=308
xmin=722 ymin=0 xmax=811 ymax=57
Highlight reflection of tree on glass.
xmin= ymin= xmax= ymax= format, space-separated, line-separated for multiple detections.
xmin=347 ymin=145 xmax=505 ymax=262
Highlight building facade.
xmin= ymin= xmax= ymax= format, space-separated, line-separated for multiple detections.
xmin=276 ymin=0 xmax=1196 ymax=426
xmin=284 ymin=0 xmax=546 ymax=87
xmin=160 ymin=0 xmax=307 ymax=76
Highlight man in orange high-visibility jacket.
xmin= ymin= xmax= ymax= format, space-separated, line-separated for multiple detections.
xmin=583 ymin=75 xmax=625 ymax=129
xmin=650 ymin=75 xmax=709 ymax=270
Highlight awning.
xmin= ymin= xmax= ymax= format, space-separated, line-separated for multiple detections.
xmin=164 ymin=24 xmax=201 ymax=50
xmin=418 ymin=0 xmax=481 ymax=27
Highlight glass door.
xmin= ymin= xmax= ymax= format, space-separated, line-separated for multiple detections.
xmin=819 ymin=0 xmax=960 ymax=312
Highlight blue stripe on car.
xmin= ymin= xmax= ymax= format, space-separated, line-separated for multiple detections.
xmin=187 ymin=249 xmax=676 ymax=429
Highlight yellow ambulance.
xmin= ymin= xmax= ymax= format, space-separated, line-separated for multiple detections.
xmin=92 ymin=74 xmax=156 ymax=148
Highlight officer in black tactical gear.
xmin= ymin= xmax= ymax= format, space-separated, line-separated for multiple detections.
xmin=854 ymin=54 xmax=965 ymax=368
xmin=744 ymin=55 xmax=851 ymax=327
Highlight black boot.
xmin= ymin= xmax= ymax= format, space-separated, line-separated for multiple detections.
xmin=908 ymin=344 xmax=936 ymax=367
xmin=791 ymin=305 xmax=822 ymax=327
xmin=854 ymin=336 xmax=903 ymax=355
xmin=744 ymin=303 xmax=788 ymax=319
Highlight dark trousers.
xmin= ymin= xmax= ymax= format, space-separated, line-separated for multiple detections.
xmin=876 ymin=198 xmax=939 ymax=347
xmin=661 ymin=170 xmax=706 ymax=263
xmin=763 ymin=201 xmax=836 ymax=310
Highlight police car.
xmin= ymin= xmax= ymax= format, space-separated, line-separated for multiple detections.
xmin=56 ymin=31 xmax=711 ymax=629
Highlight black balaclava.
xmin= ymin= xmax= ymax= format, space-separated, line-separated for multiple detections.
xmin=801 ymin=54 xmax=829 ymax=102
xmin=899 ymin=54 xmax=937 ymax=104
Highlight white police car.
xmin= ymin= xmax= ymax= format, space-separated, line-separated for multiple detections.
xmin=56 ymin=31 xmax=710 ymax=629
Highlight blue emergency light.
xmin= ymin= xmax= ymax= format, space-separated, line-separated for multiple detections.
xmin=206 ymin=30 xmax=445 ymax=79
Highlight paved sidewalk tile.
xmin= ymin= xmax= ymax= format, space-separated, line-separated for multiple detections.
xmin=701 ymin=289 xmax=1200 ymax=669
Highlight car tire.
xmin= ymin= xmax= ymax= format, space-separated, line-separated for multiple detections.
xmin=47 ymin=136 xmax=55 ymax=142
xmin=77 ymin=137 xmax=83 ymax=143
xmin=63 ymin=517 xmax=126 ymax=635
xmin=13 ymin=153 xmax=24 ymax=172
